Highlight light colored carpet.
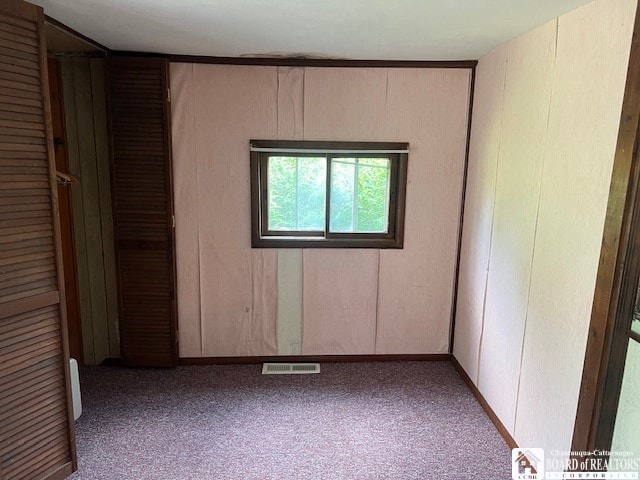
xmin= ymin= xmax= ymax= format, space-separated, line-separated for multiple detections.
xmin=69 ymin=361 xmax=511 ymax=479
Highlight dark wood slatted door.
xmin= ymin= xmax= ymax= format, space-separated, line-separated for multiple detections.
xmin=106 ymin=57 xmax=177 ymax=367
xmin=0 ymin=1 xmax=76 ymax=479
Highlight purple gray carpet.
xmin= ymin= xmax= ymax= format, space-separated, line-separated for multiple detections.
xmin=68 ymin=361 xmax=511 ymax=479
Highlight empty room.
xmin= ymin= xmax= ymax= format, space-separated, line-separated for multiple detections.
xmin=1 ymin=0 xmax=639 ymax=478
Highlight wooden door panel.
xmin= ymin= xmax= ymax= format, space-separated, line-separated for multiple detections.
xmin=0 ymin=1 xmax=75 ymax=479
xmin=106 ymin=57 xmax=177 ymax=367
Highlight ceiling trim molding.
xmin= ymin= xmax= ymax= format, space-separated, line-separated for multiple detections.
xmin=108 ymin=51 xmax=477 ymax=68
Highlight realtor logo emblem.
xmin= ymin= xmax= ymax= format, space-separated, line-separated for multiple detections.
xmin=512 ymin=448 xmax=545 ymax=479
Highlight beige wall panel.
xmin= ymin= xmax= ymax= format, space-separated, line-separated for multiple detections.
xmin=170 ymin=63 xmax=202 ymax=357
xmin=251 ymin=250 xmax=278 ymax=354
xmin=376 ymin=69 xmax=470 ymax=354
xmin=302 ymin=249 xmax=379 ymax=355
xmin=193 ymin=64 xmax=278 ymax=356
xmin=303 ymin=67 xmax=388 ymax=141
xmin=515 ymin=0 xmax=636 ymax=452
xmin=171 ymin=64 xmax=472 ymax=357
xmin=198 ymin=248 xmax=277 ymax=357
xmin=453 ymin=46 xmax=508 ymax=381
xmin=199 ymin=246 xmax=251 ymax=356
xmin=194 ymin=64 xmax=276 ymax=249
xmin=376 ymin=250 xmax=449 ymax=354
xmin=478 ymin=21 xmax=556 ymax=432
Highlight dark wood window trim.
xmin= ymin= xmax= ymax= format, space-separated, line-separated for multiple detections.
xmin=250 ymin=140 xmax=408 ymax=249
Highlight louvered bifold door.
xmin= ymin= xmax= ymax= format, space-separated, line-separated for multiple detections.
xmin=0 ymin=1 xmax=76 ymax=479
xmin=106 ymin=57 xmax=177 ymax=367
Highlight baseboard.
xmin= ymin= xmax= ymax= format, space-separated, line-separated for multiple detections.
xmin=451 ymin=356 xmax=518 ymax=449
xmin=179 ymin=353 xmax=451 ymax=365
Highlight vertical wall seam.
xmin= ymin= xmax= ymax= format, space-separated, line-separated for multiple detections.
xmin=300 ymin=250 xmax=305 ymax=354
xmin=513 ymin=16 xmax=559 ymax=435
xmin=275 ymin=252 xmax=280 ymax=355
xmin=191 ymin=63 xmax=204 ymax=357
xmin=476 ymin=51 xmax=509 ymax=386
xmin=384 ymin=68 xmax=389 ymax=111
xmin=374 ymin=249 xmax=381 ymax=354
xmin=276 ymin=67 xmax=280 ymax=137
xmin=292 ymin=69 xmax=300 ymax=139
xmin=476 ymin=270 xmax=490 ymax=384
xmin=250 ymin=254 xmax=255 ymax=353
xmin=302 ymin=68 xmax=306 ymax=140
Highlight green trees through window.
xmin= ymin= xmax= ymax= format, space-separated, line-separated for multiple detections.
xmin=330 ymin=158 xmax=390 ymax=233
xmin=267 ymin=156 xmax=391 ymax=233
xmin=267 ymin=157 xmax=326 ymax=231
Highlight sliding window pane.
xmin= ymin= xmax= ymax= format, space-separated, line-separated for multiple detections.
xmin=267 ymin=156 xmax=326 ymax=231
xmin=330 ymin=158 xmax=391 ymax=233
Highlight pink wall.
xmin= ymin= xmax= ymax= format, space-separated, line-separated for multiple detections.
xmin=170 ymin=64 xmax=471 ymax=357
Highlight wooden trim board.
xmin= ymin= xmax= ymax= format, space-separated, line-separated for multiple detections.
xmin=179 ymin=354 xmax=451 ymax=365
xmin=449 ymin=64 xmax=477 ymax=352
xmin=113 ymin=51 xmax=477 ymax=68
xmin=452 ymin=356 xmax=518 ymax=449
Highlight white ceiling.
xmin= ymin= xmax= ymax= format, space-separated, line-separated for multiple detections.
xmin=32 ymin=0 xmax=592 ymax=60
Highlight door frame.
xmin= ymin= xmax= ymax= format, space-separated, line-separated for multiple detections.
xmin=572 ymin=1 xmax=640 ymax=453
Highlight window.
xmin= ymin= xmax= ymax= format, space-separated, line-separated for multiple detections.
xmin=250 ymin=140 xmax=408 ymax=248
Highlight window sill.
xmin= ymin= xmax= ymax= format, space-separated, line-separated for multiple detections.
xmin=251 ymin=237 xmax=404 ymax=249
